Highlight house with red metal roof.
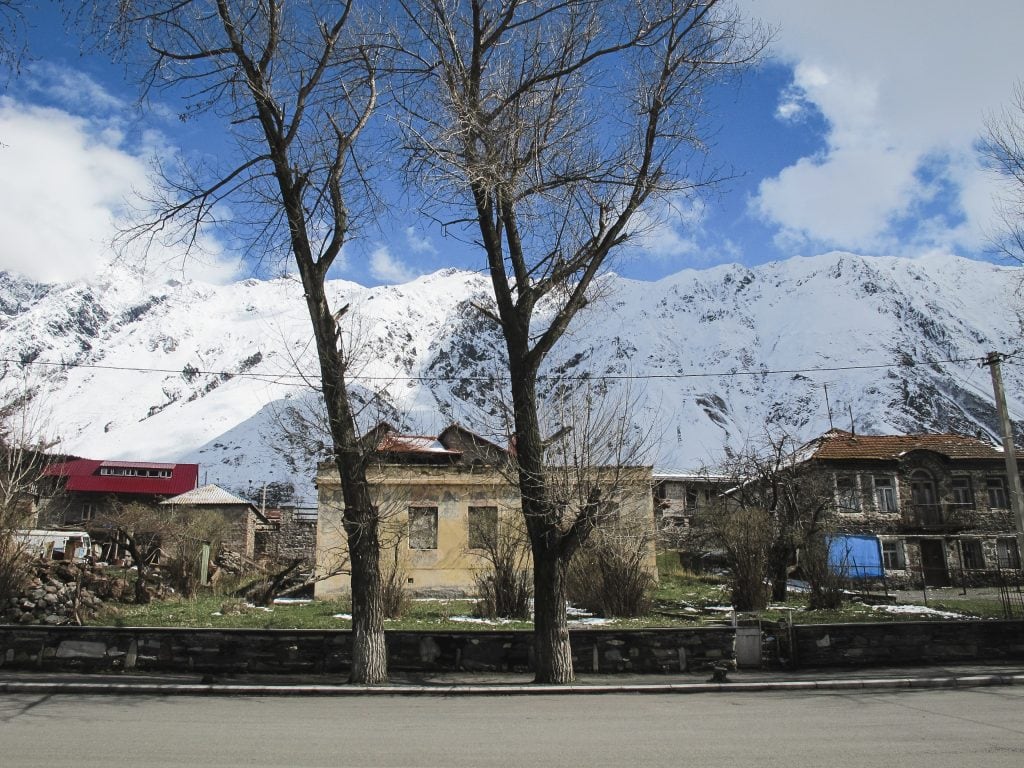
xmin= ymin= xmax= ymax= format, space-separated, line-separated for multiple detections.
xmin=35 ymin=458 xmax=200 ymax=559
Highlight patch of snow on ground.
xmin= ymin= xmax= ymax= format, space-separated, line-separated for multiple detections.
xmin=872 ymin=604 xmax=965 ymax=619
xmin=332 ymin=613 xmax=352 ymax=620
xmin=449 ymin=615 xmax=514 ymax=625
xmin=565 ymin=606 xmax=594 ymax=617
xmin=568 ymin=617 xmax=614 ymax=626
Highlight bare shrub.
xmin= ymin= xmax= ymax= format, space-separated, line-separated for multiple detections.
xmin=471 ymin=509 xmax=532 ymax=620
xmin=801 ymin=533 xmax=846 ymax=610
xmin=567 ymin=534 xmax=655 ymax=619
xmin=0 ymin=531 xmax=28 ymax=605
xmin=161 ymin=510 xmax=227 ymax=598
xmin=715 ymin=504 xmax=772 ymax=612
xmin=380 ymin=540 xmax=409 ymax=620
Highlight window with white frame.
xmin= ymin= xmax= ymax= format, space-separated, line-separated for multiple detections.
xmin=881 ymin=539 xmax=906 ymax=570
xmin=950 ymin=477 xmax=974 ymax=509
xmin=986 ymin=477 xmax=1009 ymax=510
xmin=873 ymin=476 xmax=898 ymax=512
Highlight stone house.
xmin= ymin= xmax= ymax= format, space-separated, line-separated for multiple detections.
xmin=653 ymin=472 xmax=733 ymax=569
xmin=802 ymin=429 xmax=1022 ymax=587
xmin=654 ymin=472 xmax=732 ymax=531
xmin=315 ymin=424 xmax=658 ymax=598
xmin=161 ymin=484 xmax=267 ymax=560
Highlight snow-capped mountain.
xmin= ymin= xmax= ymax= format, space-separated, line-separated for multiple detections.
xmin=1 ymin=252 xmax=1021 ymax=504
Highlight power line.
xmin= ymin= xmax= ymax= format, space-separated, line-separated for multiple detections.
xmin=0 ymin=354 xmax=993 ymax=384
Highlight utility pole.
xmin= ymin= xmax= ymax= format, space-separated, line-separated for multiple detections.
xmin=983 ymin=351 xmax=1024 ymax=566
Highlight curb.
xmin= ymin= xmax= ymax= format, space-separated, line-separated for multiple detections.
xmin=2 ymin=674 xmax=1022 ymax=697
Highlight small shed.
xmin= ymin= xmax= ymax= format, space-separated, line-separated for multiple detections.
xmin=161 ymin=484 xmax=266 ymax=559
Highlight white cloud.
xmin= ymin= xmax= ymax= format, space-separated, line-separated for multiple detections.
xmin=26 ymin=63 xmax=126 ymax=113
xmin=631 ymin=195 xmax=706 ymax=259
xmin=0 ymin=94 xmax=239 ymax=285
xmin=745 ymin=0 xmax=1024 ymax=255
xmin=369 ymin=245 xmax=416 ymax=283
xmin=404 ymin=226 xmax=437 ymax=255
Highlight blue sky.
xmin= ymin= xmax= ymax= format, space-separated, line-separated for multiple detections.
xmin=2 ymin=1 xmax=1023 ymax=286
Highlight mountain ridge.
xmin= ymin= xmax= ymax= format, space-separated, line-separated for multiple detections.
xmin=1 ymin=252 xmax=1020 ymax=503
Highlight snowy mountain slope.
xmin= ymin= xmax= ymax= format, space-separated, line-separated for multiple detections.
xmin=1 ymin=252 xmax=1021 ymax=503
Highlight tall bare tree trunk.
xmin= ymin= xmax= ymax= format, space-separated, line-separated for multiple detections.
xmin=306 ymin=283 xmax=388 ymax=685
xmin=531 ymin=548 xmax=573 ymax=683
xmin=347 ymin=519 xmax=387 ymax=682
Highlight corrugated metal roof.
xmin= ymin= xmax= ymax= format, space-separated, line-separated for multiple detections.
xmin=162 ymin=484 xmax=254 ymax=507
xmin=42 ymin=458 xmax=199 ymax=496
xmin=810 ymin=429 xmax=1005 ymax=461
xmin=100 ymin=460 xmax=177 ymax=470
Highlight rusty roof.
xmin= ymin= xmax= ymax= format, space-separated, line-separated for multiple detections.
xmin=808 ymin=429 xmax=1005 ymax=461
xmin=375 ymin=432 xmax=461 ymax=456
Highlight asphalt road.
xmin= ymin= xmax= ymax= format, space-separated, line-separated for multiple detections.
xmin=2 ymin=688 xmax=1023 ymax=768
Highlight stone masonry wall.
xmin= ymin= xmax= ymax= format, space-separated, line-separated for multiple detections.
xmin=0 ymin=626 xmax=734 ymax=675
xmin=792 ymin=620 xmax=1024 ymax=668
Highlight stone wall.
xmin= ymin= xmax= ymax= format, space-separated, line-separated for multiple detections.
xmin=791 ymin=620 xmax=1024 ymax=668
xmin=255 ymin=508 xmax=317 ymax=563
xmin=0 ymin=625 xmax=734 ymax=675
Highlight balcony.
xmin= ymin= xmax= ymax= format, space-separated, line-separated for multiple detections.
xmin=902 ymin=503 xmax=976 ymax=532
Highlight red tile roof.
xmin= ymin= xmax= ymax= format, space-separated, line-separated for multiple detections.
xmin=808 ymin=429 xmax=1005 ymax=461
xmin=42 ymin=458 xmax=200 ymax=496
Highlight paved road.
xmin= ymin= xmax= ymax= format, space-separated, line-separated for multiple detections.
xmin=3 ymin=688 xmax=1023 ymax=767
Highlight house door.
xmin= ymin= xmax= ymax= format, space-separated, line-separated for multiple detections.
xmin=919 ymin=539 xmax=949 ymax=587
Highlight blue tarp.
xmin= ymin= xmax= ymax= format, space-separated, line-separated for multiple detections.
xmin=828 ymin=535 xmax=884 ymax=579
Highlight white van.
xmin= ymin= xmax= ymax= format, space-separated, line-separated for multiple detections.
xmin=15 ymin=529 xmax=92 ymax=561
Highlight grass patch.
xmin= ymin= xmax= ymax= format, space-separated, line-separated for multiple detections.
xmin=91 ymin=596 xmax=539 ymax=631
xmin=83 ymin=556 xmax=1011 ymax=630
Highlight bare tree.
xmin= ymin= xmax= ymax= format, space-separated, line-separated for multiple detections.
xmin=0 ymin=382 xmax=57 ymax=604
xmin=95 ymin=500 xmax=165 ymax=604
xmin=93 ymin=1 xmax=389 ymax=682
xmin=394 ymin=0 xmax=764 ymax=682
xmin=983 ymin=82 xmax=1024 ymax=265
xmin=697 ymin=432 xmax=835 ymax=610
xmin=160 ymin=507 xmax=228 ymax=598
xmin=0 ymin=0 xmax=27 ymax=80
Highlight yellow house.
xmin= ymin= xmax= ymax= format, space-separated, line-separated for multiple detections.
xmin=314 ymin=424 xmax=658 ymax=599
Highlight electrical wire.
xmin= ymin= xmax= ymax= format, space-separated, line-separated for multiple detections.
xmin=0 ymin=353 xmax=995 ymax=384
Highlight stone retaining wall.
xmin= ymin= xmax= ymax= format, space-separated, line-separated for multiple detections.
xmin=0 ymin=625 xmax=734 ymax=675
xmin=791 ymin=620 xmax=1024 ymax=668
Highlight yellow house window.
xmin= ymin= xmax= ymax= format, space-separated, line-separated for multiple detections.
xmin=408 ymin=507 xmax=438 ymax=550
xmin=468 ymin=506 xmax=498 ymax=549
